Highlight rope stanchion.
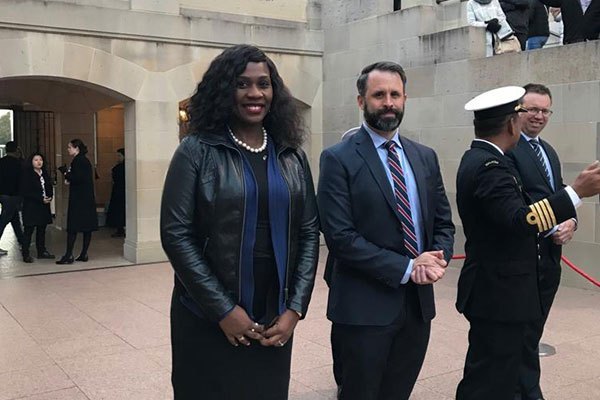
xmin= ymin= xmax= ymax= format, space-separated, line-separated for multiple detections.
xmin=451 ymin=254 xmax=600 ymax=287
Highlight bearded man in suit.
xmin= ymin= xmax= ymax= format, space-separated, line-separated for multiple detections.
xmin=318 ymin=61 xmax=455 ymax=400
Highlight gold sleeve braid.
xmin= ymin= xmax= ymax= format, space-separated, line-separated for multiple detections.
xmin=526 ymin=199 xmax=558 ymax=232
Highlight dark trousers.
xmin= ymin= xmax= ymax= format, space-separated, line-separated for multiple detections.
xmin=331 ymin=285 xmax=430 ymax=400
xmin=457 ymin=317 xmax=528 ymax=400
xmin=170 ymin=292 xmax=292 ymax=400
xmin=0 ymin=195 xmax=24 ymax=244
xmin=517 ymin=265 xmax=561 ymax=400
xmin=23 ymin=225 xmax=48 ymax=255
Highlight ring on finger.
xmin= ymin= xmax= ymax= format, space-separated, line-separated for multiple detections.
xmin=277 ymin=340 xmax=285 ymax=347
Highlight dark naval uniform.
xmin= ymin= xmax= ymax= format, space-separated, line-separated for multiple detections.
xmin=455 ymin=139 xmax=577 ymax=400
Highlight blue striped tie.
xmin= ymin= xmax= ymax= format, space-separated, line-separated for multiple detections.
xmin=529 ymin=139 xmax=552 ymax=184
xmin=385 ymin=141 xmax=419 ymax=258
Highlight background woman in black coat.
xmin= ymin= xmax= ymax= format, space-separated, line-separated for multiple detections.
xmin=106 ymin=148 xmax=125 ymax=237
xmin=20 ymin=152 xmax=55 ymax=263
xmin=56 ymin=139 xmax=98 ymax=264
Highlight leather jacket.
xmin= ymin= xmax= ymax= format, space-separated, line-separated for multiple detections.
xmin=160 ymin=131 xmax=320 ymax=321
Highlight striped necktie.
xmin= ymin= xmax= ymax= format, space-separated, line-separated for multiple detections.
xmin=529 ymin=139 xmax=552 ymax=184
xmin=384 ymin=141 xmax=419 ymax=258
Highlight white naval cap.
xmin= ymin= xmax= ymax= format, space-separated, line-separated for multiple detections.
xmin=465 ymin=86 xmax=526 ymax=121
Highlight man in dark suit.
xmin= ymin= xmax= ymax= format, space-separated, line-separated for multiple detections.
xmin=540 ymin=0 xmax=600 ymax=43
xmin=317 ymin=61 xmax=455 ymax=400
xmin=456 ymin=86 xmax=600 ymax=400
xmin=505 ymin=83 xmax=573 ymax=400
xmin=0 ymin=141 xmax=24 ymax=255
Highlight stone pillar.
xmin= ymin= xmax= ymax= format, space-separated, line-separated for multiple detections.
xmin=123 ymin=100 xmax=179 ymax=263
xmin=130 ymin=0 xmax=179 ymax=15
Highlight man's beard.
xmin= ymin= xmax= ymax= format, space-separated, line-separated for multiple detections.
xmin=363 ymin=105 xmax=404 ymax=132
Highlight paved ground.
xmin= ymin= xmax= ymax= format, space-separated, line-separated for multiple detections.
xmin=0 ymin=227 xmax=131 ymax=279
xmin=1 ymin=248 xmax=599 ymax=399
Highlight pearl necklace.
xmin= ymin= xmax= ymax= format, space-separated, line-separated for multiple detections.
xmin=228 ymin=126 xmax=268 ymax=153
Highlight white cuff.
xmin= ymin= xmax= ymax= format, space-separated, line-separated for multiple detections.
xmin=401 ymin=260 xmax=414 ymax=285
xmin=565 ymin=186 xmax=582 ymax=209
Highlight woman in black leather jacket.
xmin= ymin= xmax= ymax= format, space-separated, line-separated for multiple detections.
xmin=160 ymin=44 xmax=320 ymax=399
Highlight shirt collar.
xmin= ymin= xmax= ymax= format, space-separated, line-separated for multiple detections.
xmin=521 ymin=132 xmax=539 ymax=142
xmin=473 ymin=138 xmax=504 ymax=155
xmin=362 ymin=122 xmax=402 ymax=150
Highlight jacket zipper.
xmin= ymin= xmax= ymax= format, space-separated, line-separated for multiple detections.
xmin=277 ymin=148 xmax=292 ymax=303
xmin=235 ymin=150 xmax=245 ymax=303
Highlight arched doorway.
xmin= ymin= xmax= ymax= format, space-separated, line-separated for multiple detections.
xmin=0 ymin=76 xmax=133 ymax=277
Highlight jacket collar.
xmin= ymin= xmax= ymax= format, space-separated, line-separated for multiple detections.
xmin=471 ymin=139 xmax=504 ymax=156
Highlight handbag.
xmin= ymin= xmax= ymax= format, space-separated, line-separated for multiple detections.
xmin=493 ymin=33 xmax=521 ymax=55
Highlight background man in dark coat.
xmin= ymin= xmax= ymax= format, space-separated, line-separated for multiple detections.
xmin=106 ymin=148 xmax=125 ymax=237
xmin=456 ymin=86 xmax=600 ymax=400
xmin=540 ymin=0 xmax=600 ymax=43
xmin=505 ymin=83 xmax=573 ymax=400
xmin=318 ymin=61 xmax=455 ymax=400
xmin=0 ymin=141 xmax=24 ymax=254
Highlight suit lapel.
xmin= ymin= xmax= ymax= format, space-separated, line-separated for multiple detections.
xmin=519 ymin=135 xmax=553 ymax=191
xmin=354 ymin=129 xmax=402 ymax=223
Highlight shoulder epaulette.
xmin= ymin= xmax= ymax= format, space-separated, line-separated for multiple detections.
xmin=484 ymin=159 xmax=500 ymax=167
xmin=526 ymin=199 xmax=557 ymax=232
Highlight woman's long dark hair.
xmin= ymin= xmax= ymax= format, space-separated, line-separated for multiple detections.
xmin=187 ymin=44 xmax=306 ymax=148
xmin=70 ymin=139 xmax=88 ymax=155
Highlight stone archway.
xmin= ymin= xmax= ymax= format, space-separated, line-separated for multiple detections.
xmin=0 ymin=33 xmax=181 ymax=264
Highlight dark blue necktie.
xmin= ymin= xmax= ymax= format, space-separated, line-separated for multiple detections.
xmin=385 ymin=141 xmax=419 ymax=258
xmin=529 ymin=139 xmax=552 ymax=184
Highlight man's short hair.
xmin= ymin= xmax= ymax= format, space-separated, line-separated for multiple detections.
xmin=523 ymin=83 xmax=552 ymax=101
xmin=4 ymin=141 xmax=17 ymax=153
xmin=356 ymin=62 xmax=407 ymax=97
xmin=474 ymin=114 xmax=514 ymax=139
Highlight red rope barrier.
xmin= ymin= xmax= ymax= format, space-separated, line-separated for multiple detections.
xmin=560 ymin=256 xmax=600 ymax=287
xmin=451 ymin=254 xmax=600 ymax=287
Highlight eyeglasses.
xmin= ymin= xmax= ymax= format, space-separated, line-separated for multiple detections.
xmin=521 ymin=106 xmax=553 ymax=117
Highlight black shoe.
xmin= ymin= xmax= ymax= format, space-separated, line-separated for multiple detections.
xmin=75 ymin=254 xmax=88 ymax=262
xmin=56 ymin=255 xmax=74 ymax=265
xmin=37 ymin=250 xmax=55 ymax=259
xmin=23 ymin=255 xmax=34 ymax=263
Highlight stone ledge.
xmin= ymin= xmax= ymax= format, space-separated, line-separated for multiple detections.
xmin=0 ymin=0 xmax=323 ymax=56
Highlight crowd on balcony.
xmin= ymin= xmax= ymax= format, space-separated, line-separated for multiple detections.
xmin=466 ymin=0 xmax=600 ymax=56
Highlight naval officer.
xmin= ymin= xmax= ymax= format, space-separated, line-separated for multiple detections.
xmin=455 ymin=86 xmax=600 ymax=400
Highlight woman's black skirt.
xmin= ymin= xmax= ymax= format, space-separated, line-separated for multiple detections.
xmin=170 ymin=291 xmax=293 ymax=400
